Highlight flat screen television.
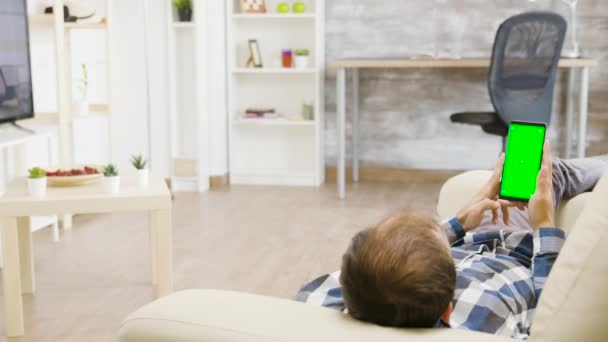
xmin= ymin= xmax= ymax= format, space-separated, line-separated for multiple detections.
xmin=0 ymin=0 xmax=34 ymax=124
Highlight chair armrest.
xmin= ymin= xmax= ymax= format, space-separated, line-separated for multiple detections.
xmin=119 ymin=289 xmax=512 ymax=342
xmin=450 ymin=112 xmax=498 ymax=125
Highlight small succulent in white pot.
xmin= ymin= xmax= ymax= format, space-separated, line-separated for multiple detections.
xmin=131 ymin=154 xmax=149 ymax=188
xmin=294 ymin=49 xmax=310 ymax=69
xmin=27 ymin=167 xmax=47 ymax=197
xmin=102 ymin=164 xmax=120 ymax=194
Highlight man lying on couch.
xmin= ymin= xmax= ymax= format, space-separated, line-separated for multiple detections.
xmin=296 ymin=142 xmax=607 ymax=339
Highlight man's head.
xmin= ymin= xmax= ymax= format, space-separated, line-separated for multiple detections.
xmin=339 ymin=211 xmax=456 ymax=328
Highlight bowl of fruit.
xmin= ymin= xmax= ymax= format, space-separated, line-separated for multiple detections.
xmin=46 ymin=166 xmax=102 ymax=186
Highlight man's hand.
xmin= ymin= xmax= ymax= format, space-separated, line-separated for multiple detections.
xmin=528 ymin=141 xmax=555 ymax=229
xmin=457 ymin=153 xmax=523 ymax=231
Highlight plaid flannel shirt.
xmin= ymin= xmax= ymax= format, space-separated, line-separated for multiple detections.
xmin=295 ymin=217 xmax=565 ymax=339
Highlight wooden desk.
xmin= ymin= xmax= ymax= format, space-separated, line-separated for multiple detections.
xmin=0 ymin=176 xmax=173 ymax=337
xmin=330 ymin=57 xmax=598 ymax=199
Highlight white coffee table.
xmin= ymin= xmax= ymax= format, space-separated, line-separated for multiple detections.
xmin=0 ymin=176 xmax=173 ymax=337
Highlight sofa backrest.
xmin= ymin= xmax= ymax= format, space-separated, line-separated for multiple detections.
xmin=530 ymin=172 xmax=608 ymax=342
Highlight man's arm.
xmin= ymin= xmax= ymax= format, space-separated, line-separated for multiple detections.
xmin=526 ymin=141 xmax=563 ymax=298
xmin=531 ymin=228 xmax=565 ymax=298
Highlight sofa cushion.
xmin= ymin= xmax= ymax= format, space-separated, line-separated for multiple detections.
xmin=119 ymin=289 xmax=511 ymax=342
xmin=530 ymin=173 xmax=608 ymax=342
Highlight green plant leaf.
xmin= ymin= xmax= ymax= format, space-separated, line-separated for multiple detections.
xmin=28 ymin=167 xmax=46 ymax=179
xmin=103 ymin=164 xmax=119 ymax=177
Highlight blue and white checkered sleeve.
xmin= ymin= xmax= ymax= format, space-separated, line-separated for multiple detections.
xmin=295 ymin=271 xmax=345 ymax=312
xmin=531 ymin=228 xmax=566 ymax=299
xmin=440 ymin=217 xmax=466 ymax=245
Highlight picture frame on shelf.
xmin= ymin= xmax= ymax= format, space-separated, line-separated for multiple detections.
xmin=241 ymin=0 xmax=266 ymax=14
xmin=247 ymin=39 xmax=263 ymax=68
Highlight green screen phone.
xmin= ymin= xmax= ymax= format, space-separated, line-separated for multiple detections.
xmin=499 ymin=121 xmax=547 ymax=202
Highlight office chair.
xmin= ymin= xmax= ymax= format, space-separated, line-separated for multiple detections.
xmin=450 ymin=12 xmax=567 ymax=151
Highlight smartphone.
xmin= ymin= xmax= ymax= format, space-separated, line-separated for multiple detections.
xmin=499 ymin=121 xmax=547 ymax=202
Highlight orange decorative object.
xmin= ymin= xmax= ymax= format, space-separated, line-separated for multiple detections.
xmin=241 ymin=0 xmax=266 ymax=13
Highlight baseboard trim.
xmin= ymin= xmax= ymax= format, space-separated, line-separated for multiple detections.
xmin=210 ymin=174 xmax=230 ymax=190
xmin=325 ymin=166 xmax=462 ymax=184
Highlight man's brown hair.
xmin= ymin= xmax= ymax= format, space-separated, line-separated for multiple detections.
xmin=339 ymin=212 xmax=456 ymax=328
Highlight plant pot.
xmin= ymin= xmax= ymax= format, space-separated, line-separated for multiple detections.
xmin=103 ymin=176 xmax=120 ymax=194
xmin=177 ymin=8 xmax=192 ymax=22
xmin=136 ymin=169 xmax=149 ymax=188
xmin=27 ymin=177 xmax=47 ymax=197
xmin=294 ymin=55 xmax=310 ymax=69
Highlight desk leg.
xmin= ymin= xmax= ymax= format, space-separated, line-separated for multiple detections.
xmin=577 ymin=67 xmax=590 ymax=158
xmin=337 ymin=68 xmax=346 ymax=199
xmin=1 ymin=217 xmax=25 ymax=336
xmin=150 ymin=209 xmax=173 ymax=298
xmin=565 ymin=68 xmax=576 ymax=159
xmin=17 ymin=217 xmax=35 ymax=294
xmin=352 ymin=68 xmax=360 ymax=183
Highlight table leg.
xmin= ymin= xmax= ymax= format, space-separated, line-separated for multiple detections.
xmin=149 ymin=209 xmax=173 ymax=298
xmin=577 ymin=67 xmax=590 ymax=158
xmin=1 ymin=217 xmax=25 ymax=336
xmin=564 ymin=68 xmax=576 ymax=159
xmin=337 ymin=68 xmax=346 ymax=199
xmin=352 ymin=68 xmax=360 ymax=183
xmin=62 ymin=214 xmax=73 ymax=230
xmin=148 ymin=211 xmax=158 ymax=286
xmin=17 ymin=217 xmax=35 ymax=294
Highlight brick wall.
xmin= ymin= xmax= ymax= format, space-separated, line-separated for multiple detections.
xmin=324 ymin=0 xmax=607 ymax=170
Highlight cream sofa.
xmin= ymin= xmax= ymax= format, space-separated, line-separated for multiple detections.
xmin=119 ymin=171 xmax=608 ymax=342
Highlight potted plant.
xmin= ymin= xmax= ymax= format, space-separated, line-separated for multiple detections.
xmin=131 ymin=154 xmax=149 ymax=188
xmin=294 ymin=49 xmax=310 ymax=69
xmin=102 ymin=164 xmax=120 ymax=194
xmin=27 ymin=167 xmax=47 ymax=197
xmin=173 ymin=0 xmax=192 ymax=22
xmin=76 ymin=64 xmax=89 ymax=116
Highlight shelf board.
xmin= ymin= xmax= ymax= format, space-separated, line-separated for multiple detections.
xmin=232 ymin=13 xmax=316 ymax=20
xmin=64 ymin=21 xmax=107 ymax=30
xmin=232 ymin=68 xmax=317 ymax=74
xmin=28 ymin=15 xmax=54 ymax=26
xmin=232 ymin=118 xmax=315 ymax=127
xmin=28 ymin=15 xmax=107 ymax=29
xmin=173 ymin=22 xmax=195 ymax=28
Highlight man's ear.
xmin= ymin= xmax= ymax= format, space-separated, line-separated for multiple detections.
xmin=440 ymin=302 xmax=453 ymax=325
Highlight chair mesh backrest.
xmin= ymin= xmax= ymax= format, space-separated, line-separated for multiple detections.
xmin=489 ymin=12 xmax=567 ymax=125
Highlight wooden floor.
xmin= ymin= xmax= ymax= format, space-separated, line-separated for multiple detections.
xmin=0 ymin=174 xmax=454 ymax=341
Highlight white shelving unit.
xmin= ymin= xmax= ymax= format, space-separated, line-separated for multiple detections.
xmin=227 ymin=0 xmax=325 ymax=186
xmin=28 ymin=0 xmax=113 ymax=166
xmin=166 ymin=0 xmax=210 ymax=192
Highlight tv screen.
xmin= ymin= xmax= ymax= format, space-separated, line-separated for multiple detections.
xmin=0 ymin=0 xmax=34 ymax=124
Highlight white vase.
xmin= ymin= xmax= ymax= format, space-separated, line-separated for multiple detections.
xmin=103 ymin=176 xmax=120 ymax=194
xmin=294 ymin=55 xmax=310 ymax=70
xmin=136 ymin=169 xmax=149 ymax=188
xmin=27 ymin=177 xmax=47 ymax=197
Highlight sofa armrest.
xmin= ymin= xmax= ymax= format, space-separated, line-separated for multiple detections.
xmin=119 ymin=290 xmax=511 ymax=342
xmin=437 ymin=170 xmax=589 ymax=233
xmin=437 ymin=170 xmax=492 ymax=220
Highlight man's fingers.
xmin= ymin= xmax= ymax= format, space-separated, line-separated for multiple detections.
xmin=478 ymin=199 xmax=501 ymax=224
xmin=542 ymin=140 xmax=553 ymax=174
xmin=501 ymin=205 xmax=510 ymax=225
xmin=493 ymin=153 xmax=505 ymax=178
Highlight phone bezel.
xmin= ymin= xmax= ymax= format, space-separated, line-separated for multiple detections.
xmin=499 ymin=120 xmax=547 ymax=203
